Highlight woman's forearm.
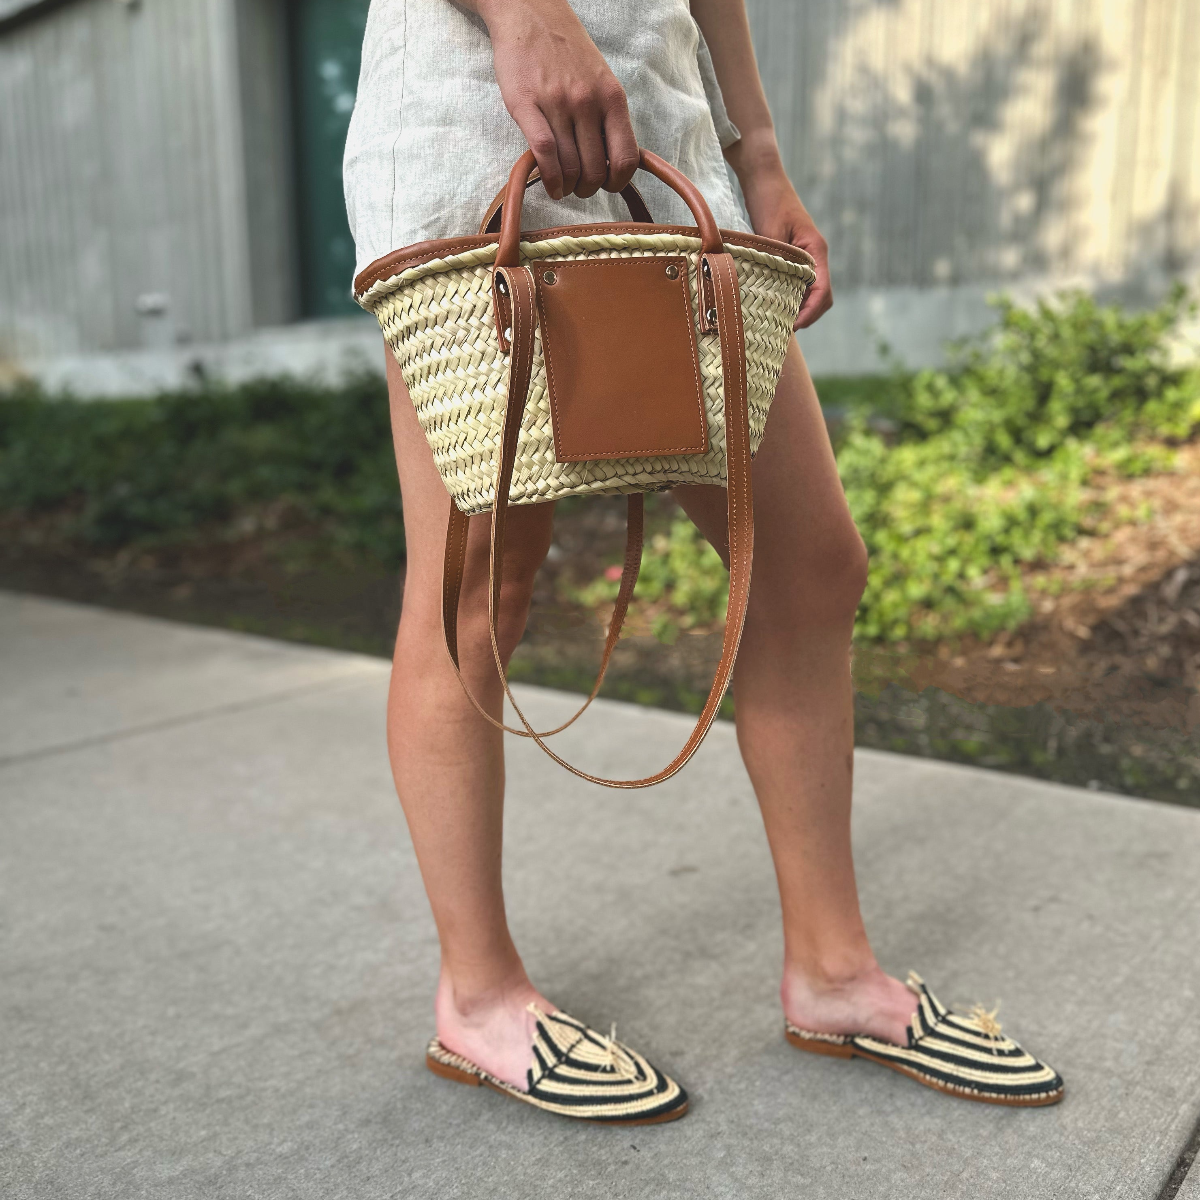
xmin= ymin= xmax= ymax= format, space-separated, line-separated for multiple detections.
xmin=691 ymin=1 xmax=832 ymax=325
xmin=689 ymin=0 xmax=785 ymax=183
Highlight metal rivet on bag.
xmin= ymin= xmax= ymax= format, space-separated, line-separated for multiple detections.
xmin=706 ymin=308 xmax=718 ymax=325
xmin=701 ymin=259 xmax=712 ymax=279
xmin=504 ymin=327 xmax=513 ymax=342
xmin=665 ymin=264 xmax=679 ymax=279
xmin=496 ymin=275 xmax=508 ymax=296
xmin=542 ymin=269 xmax=557 ymax=284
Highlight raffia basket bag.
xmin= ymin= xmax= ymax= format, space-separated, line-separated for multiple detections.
xmin=355 ymin=149 xmax=815 ymax=788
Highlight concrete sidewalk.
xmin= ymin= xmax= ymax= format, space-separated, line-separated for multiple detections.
xmin=2 ymin=590 xmax=1199 ymax=1200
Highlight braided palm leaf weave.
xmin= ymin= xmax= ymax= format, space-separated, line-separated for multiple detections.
xmin=359 ymin=232 xmax=814 ymax=515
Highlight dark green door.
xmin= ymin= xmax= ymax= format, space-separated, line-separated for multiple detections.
xmin=291 ymin=0 xmax=372 ymax=317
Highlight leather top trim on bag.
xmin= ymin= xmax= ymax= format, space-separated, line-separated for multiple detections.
xmin=353 ymin=223 xmax=815 ymax=297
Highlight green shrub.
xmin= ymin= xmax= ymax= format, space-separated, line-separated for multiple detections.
xmin=571 ymin=287 xmax=1200 ymax=644
xmin=844 ymin=286 xmax=1199 ymax=641
xmin=0 ymin=375 xmax=405 ymax=564
xmin=5 ymin=289 xmax=1197 ymax=646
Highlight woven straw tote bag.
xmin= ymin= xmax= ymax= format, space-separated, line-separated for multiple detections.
xmin=355 ymin=149 xmax=816 ymax=788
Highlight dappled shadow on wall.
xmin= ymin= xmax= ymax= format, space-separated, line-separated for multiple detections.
xmin=762 ymin=0 xmax=1199 ymax=298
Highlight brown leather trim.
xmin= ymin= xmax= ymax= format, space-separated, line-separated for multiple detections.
xmin=353 ymin=223 xmax=815 ymax=297
xmin=479 ymin=171 xmax=653 ymax=235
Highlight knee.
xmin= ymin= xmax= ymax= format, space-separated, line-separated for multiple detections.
xmin=458 ymin=524 xmax=552 ymax=664
xmin=831 ymin=527 xmax=870 ymax=615
xmin=757 ymin=521 xmax=869 ymax=631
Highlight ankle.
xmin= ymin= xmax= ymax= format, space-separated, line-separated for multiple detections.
xmin=782 ymin=952 xmax=882 ymax=1000
xmin=781 ymin=959 xmax=918 ymax=1044
xmin=436 ymin=966 xmax=540 ymax=1026
xmin=433 ymin=969 xmax=549 ymax=1091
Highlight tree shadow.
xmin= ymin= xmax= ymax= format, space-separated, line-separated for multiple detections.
xmin=756 ymin=3 xmax=1198 ymax=295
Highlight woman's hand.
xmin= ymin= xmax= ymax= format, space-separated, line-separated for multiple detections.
xmin=733 ymin=142 xmax=832 ymax=330
xmin=467 ymin=0 xmax=639 ymax=201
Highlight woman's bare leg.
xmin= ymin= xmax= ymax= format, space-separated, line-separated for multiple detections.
xmin=384 ymin=352 xmax=556 ymax=1088
xmin=675 ymin=341 xmax=916 ymax=1044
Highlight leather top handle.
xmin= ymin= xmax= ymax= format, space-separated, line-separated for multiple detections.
xmin=441 ymin=216 xmax=755 ymax=786
xmin=495 ymin=148 xmax=725 ymax=268
xmin=478 ymin=167 xmax=653 ymax=235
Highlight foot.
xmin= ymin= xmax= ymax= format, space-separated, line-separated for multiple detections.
xmin=434 ymin=974 xmax=554 ymax=1090
xmin=782 ymin=963 xmax=918 ymax=1047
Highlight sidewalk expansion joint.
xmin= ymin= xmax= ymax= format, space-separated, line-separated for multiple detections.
xmin=0 ymin=671 xmax=380 ymax=771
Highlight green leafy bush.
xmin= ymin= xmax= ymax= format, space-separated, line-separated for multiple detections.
xmin=572 ymin=287 xmax=1200 ymax=644
xmin=5 ymin=289 xmax=1197 ymax=646
xmin=844 ymin=286 xmax=1199 ymax=641
xmin=0 ymin=375 xmax=405 ymax=564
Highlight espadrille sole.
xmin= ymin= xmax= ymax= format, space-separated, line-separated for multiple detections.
xmin=784 ymin=1028 xmax=1064 ymax=1107
xmin=425 ymin=1042 xmax=689 ymax=1126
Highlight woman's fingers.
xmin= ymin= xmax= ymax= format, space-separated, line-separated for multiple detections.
xmin=514 ymin=106 xmax=565 ymax=200
xmin=794 ymin=233 xmax=832 ymax=329
xmin=545 ymin=113 xmax=582 ymax=198
xmin=601 ymin=88 xmax=639 ymax=193
xmin=572 ymin=111 xmax=610 ymax=198
xmin=486 ymin=2 xmax=638 ymax=201
xmin=514 ymin=100 xmax=633 ymax=202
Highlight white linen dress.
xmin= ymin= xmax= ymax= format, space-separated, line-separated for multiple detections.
xmin=343 ymin=0 xmax=750 ymax=283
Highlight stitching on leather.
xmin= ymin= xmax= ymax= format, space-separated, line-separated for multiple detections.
xmin=535 ymin=257 xmax=707 ymax=460
xmin=499 ymin=266 xmax=682 ymax=786
xmin=699 ymin=256 xmax=748 ymax=759
xmin=679 ymin=261 xmax=707 ymax=446
xmin=454 ymin=267 xmax=546 ymax=738
xmin=449 ymin=255 xmax=751 ymax=788
xmin=495 ymin=271 xmax=578 ymax=759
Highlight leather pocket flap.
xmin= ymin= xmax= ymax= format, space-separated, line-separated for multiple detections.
xmin=533 ymin=256 xmax=708 ymax=462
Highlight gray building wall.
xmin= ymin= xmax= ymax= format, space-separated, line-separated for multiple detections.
xmin=1 ymin=0 xmax=1199 ymax=390
xmin=0 ymin=0 xmax=295 ymax=371
xmin=757 ymin=0 xmax=1200 ymax=368
xmin=755 ymin=0 xmax=1200 ymax=292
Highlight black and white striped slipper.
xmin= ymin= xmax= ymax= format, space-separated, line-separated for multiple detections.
xmin=426 ymin=1004 xmax=688 ymax=1125
xmin=786 ymin=972 xmax=1064 ymax=1107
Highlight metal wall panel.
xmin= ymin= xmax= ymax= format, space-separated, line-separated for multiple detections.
xmin=0 ymin=0 xmax=255 ymax=362
xmin=749 ymin=0 xmax=1200 ymax=293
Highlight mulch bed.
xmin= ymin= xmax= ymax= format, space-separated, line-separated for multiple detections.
xmin=3 ymin=462 xmax=1198 ymax=806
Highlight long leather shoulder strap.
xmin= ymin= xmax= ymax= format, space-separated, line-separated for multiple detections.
xmin=442 ymin=255 xmax=754 ymax=787
xmin=441 ymin=263 xmax=643 ymax=740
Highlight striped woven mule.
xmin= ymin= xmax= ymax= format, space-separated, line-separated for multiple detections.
xmin=785 ymin=972 xmax=1064 ymax=1107
xmin=426 ymin=1005 xmax=688 ymax=1125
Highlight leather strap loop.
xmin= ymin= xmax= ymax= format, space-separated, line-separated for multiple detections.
xmin=478 ymin=168 xmax=653 ymax=236
xmin=440 ymin=243 xmax=755 ymax=788
xmin=496 ymin=148 xmax=724 ymax=268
